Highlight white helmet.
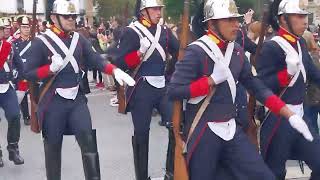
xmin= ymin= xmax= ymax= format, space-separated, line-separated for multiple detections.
xmin=3 ymin=18 xmax=11 ymax=28
xmin=52 ymin=0 xmax=79 ymax=15
xmin=140 ymin=0 xmax=164 ymax=11
xmin=18 ymin=16 xmax=30 ymax=26
xmin=278 ymin=0 xmax=309 ymax=15
xmin=203 ymin=0 xmax=243 ymax=22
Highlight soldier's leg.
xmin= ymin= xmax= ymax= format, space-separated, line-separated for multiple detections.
xmin=188 ymin=127 xmax=222 ymax=180
xmin=263 ymin=121 xmax=296 ymax=180
xmin=156 ymin=92 xmax=174 ymax=179
xmin=42 ymin=95 xmax=68 ymax=180
xmin=130 ymin=82 xmax=156 ymax=180
xmin=223 ymin=127 xmax=276 ymax=180
xmin=293 ymin=128 xmax=320 ymax=180
xmin=69 ymin=95 xmax=100 ymax=180
xmin=2 ymin=87 xmax=24 ymax=165
xmin=20 ymin=93 xmax=30 ymax=125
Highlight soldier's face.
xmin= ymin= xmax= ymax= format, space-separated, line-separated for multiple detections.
xmin=212 ymin=18 xmax=240 ymax=41
xmin=143 ymin=7 xmax=162 ymax=24
xmin=20 ymin=26 xmax=31 ymax=37
xmin=4 ymin=28 xmax=11 ymax=37
xmin=289 ymin=14 xmax=308 ymax=36
xmin=51 ymin=14 xmax=76 ymax=32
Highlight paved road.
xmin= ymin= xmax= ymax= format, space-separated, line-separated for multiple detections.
xmin=0 ymin=84 xmax=311 ymax=180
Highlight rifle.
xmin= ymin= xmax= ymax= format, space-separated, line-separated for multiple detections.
xmin=29 ymin=0 xmax=41 ymax=133
xmin=246 ymin=2 xmax=272 ymax=148
xmin=172 ymin=0 xmax=190 ymax=179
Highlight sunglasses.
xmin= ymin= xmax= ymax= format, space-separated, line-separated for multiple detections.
xmin=61 ymin=14 xmax=77 ymax=20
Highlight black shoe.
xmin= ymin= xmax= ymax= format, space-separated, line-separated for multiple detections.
xmin=0 ymin=149 xmax=4 ymax=167
xmin=7 ymin=143 xmax=24 ymax=165
xmin=23 ymin=116 xmax=31 ymax=126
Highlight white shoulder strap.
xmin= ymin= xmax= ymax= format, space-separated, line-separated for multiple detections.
xmin=131 ymin=21 xmax=166 ymax=61
xmin=272 ymin=36 xmax=306 ymax=85
xmin=44 ymin=30 xmax=80 ymax=73
xmin=19 ymin=41 xmax=31 ymax=57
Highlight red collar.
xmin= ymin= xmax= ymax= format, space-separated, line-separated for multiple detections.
xmin=278 ymin=27 xmax=299 ymax=45
xmin=207 ymin=30 xmax=227 ymax=50
xmin=50 ymin=25 xmax=69 ymax=39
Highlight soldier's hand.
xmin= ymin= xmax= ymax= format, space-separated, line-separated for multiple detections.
xmin=50 ymin=54 xmax=64 ymax=73
xmin=210 ymin=61 xmax=229 ymax=85
xmin=113 ymin=68 xmax=136 ymax=86
xmin=288 ymin=114 xmax=314 ymax=142
xmin=139 ymin=37 xmax=151 ymax=55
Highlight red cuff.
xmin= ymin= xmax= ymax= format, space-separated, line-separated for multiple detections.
xmin=124 ymin=51 xmax=141 ymax=69
xmin=264 ymin=95 xmax=286 ymax=115
xmin=277 ymin=69 xmax=290 ymax=87
xmin=104 ymin=64 xmax=116 ymax=75
xmin=17 ymin=80 xmax=28 ymax=91
xmin=37 ymin=65 xmax=50 ymax=79
xmin=190 ymin=77 xmax=210 ymax=98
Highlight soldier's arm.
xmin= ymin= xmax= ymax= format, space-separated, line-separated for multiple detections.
xmin=239 ymin=56 xmax=285 ymax=115
xmin=168 ymin=46 xmax=210 ymax=100
xmin=80 ymin=34 xmax=115 ymax=75
xmin=113 ymin=27 xmax=141 ymax=71
xmin=256 ymin=41 xmax=288 ymax=93
xmin=12 ymin=44 xmax=24 ymax=76
xmin=23 ymin=38 xmax=53 ymax=82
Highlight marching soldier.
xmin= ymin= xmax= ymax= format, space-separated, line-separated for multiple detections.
xmin=24 ymin=0 xmax=135 ymax=179
xmin=3 ymin=18 xmax=16 ymax=43
xmin=168 ymin=0 xmax=314 ymax=179
xmin=114 ymin=0 xmax=179 ymax=179
xmin=256 ymin=0 xmax=320 ymax=179
xmin=13 ymin=16 xmax=32 ymax=125
xmin=0 ymin=18 xmax=25 ymax=167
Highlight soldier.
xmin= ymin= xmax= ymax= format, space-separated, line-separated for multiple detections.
xmin=3 ymin=18 xmax=16 ymax=43
xmin=23 ymin=0 xmax=135 ymax=179
xmin=168 ymin=0 xmax=313 ymax=179
xmin=0 ymin=18 xmax=25 ymax=167
xmin=256 ymin=0 xmax=320 ymax=179
xmin=113 ymin=0 xmax=179 ymax=179
xmin=13 ymin=16 xmax=32 ymax=125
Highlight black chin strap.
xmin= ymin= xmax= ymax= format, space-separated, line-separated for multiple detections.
xmin=213 ymin=22 xmax=228 ymax=42
xmin=283 ymin=14 xmax=298 ymax=37
xmin=145 ymin=8 xmax=153 ymax=25
xmin=56 ymin=15 xmax=68 ymax=33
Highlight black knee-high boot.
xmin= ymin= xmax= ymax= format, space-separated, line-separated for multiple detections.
xmin=132 ymin=134 xmax=150 ymax=180
xmin=44 ymin=139 xmax=62 ymax=180
xmin=164 ymin=124 xmax=175 ymax=180
xmin=7 ymin=117 xmax=24 ymax=165
xmin=76 ymin=130 xmax=101 ymax=180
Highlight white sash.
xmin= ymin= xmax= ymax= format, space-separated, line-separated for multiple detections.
xmin=129 ymin=21 xmax=166 ymax=61
xmin=188 ymin=36 xmax=236 ymax=104
xmin=271 ymin=36 xmax=306 ymax=86
xmin=19 ymin=41 xmax=31 ymax=57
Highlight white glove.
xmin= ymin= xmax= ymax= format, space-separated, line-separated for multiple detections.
xmin=288 ymin=114 xmax=314 ymax=142
xmin=285 ymin=54 xmax=299 ymax=76
xmin=113 ymin=68 xmax=135 ymax=86
xmin=139 ymin=37 xmax=151 ymax=54
xmin=210 ymin=61 xmax=229 ymax=85
xmin=49 ymin=54 xmax=64 ymax=73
